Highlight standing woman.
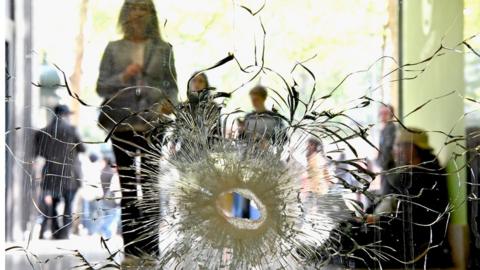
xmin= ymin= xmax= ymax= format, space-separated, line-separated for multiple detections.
xmin=178 ymin=72 xmax=222 ymax=148
xmin=184 ymin=72 xmax=220 ymax=128
xmin=96 ymin=0 xmax=177 ymax=256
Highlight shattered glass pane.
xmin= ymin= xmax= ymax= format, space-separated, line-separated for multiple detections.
xmin=4 ymin=0 xmax=480 ymax=269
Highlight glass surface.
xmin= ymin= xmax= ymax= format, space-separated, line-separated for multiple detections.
xmin=3 ymin=0 xmax=479 ymax=269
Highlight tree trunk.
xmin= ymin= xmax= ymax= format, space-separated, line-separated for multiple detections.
xmin=69 ymin=0 xmax=89 ymax=125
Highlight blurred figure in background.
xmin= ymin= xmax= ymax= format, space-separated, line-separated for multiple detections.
xmin=100 ymin=156 xmax=116 ymax=198
xmin=185 ymin=72 xmax=213 ymax=108
xmin=234 ymin=86 xmax=287 ymax=218
xmin=376 ymin=104 xmax=396 ymax=194
xmin=96 ymin=0 xmax=177 ymax=256
xmin=305 ymin=137 xmax=331 ymax=195
xmin=368 ymin=127 xmax=452 ymax=268
xmin=34 ymin=105 xmax=85 ymax=239
xmin=80 ymin=153 xmax=103 ymax=235
xmin=177 ymin=72 xmax=222 ymax=145
xmin=99 ymin=156 xmax=121 ymax=239
xmin=240 ymin=85 xmax=287 ymax=150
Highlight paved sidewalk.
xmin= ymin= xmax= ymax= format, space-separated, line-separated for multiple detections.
xmin=6 ymin=235 xmax=123 ymax=270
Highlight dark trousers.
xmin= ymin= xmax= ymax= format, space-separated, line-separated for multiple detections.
xmin=40 ymin=189 xmax=76 ymax=239
xmin=111 ymin=131 xmax=159 ymax=256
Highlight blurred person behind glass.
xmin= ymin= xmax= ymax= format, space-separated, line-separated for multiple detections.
xmin=376 ymin=104 xmax=396 ymax=194
xmin=234 ymin=86 xmax=287 ymax=218
xmin=80 ymin=153 xmax=103 ymax=235
xmin=178 ymin=72 xmax=222 ymax=145
xmin=305 ymin=137 xmax=331 ymax=195
xmin=186 ymin=72 xmax=213 ymax=106
xmin=240 ymin=85 xmax=287 ymax=148
xmin=368 ymin=127 xmax=452 ymax=268
xmin=33 ymin=105 xmax=85 ymax=239
xmin=99 ymin=156 xmax=121 ymax=239
xmin=96 ymin=0 xmax=177 ymax=256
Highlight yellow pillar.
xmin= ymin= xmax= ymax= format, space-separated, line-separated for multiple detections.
xmin=402 ymin=0 xmax=467 ymax=267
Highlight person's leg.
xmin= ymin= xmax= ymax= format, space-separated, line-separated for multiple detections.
xmin=111 ymin=132 xmax=143 ymax=256
xmin=50 ymin=196 xmax=61 ymax=239
xmin=90 ymin=200 xmax=100 ymax=235
xmin=99 ymin=201 xmax=121 ymax=239
xmin=82 ymin=199 xmax=92 ymax=234
xmin=39 ymin=217 xmax=48 ymax=239
xmin=136 ymin=139 xmax=160 ymax=256
xmin=99 ymin=207 xmax=113 ymax=239
xmin=39 ymin=193 xmax=52 ymax=239
xmin=57 ymin=189 xmax=76 ymax=239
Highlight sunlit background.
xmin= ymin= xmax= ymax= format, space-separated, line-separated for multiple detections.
xmin=4 ymin=0 xmax=480 ymax=269
xmin=32 ymin=0 xmax=398 ymax=138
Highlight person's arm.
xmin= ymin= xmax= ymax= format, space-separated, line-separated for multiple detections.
xmin=76 ymin=139 xmax=86 ymax=153
xmin=144 ymin=44 xmax=178 ymax=108
xmin=71 ymin=127 xmax=85 ymax=153
xmin=96 ymin=42 xmax=129 ymax=98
